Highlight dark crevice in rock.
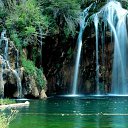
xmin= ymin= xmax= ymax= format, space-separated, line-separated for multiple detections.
xmin=4 ymin=83 xmax=18 ymax=98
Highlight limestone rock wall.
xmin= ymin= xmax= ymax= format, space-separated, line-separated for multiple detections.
xmin=0 ymin=32 xmax=47 ymax=99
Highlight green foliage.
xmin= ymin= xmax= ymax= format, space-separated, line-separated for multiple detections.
xmin=0 ymin=99 xmax=15 ymax=105
xmin=21 ymin=57 xmax=36 ymax=75
xmin=67 ymin=47 xmax=73 ymax=58
xmin=0 ymin=98 xmax=18 ymax=128
xmin=6 ymin=0 xmax=42 ymax=27
xmin=39 ymin=0 xmax=81 ymax=37
xmin=21 ymin=57 xmax=46 ymax=89
xmin=0 ymin=2 xmax=4 ymax=17
xmin=32 ymin=47 xmax=41 ymax=64
xmin=25 ymin=26 xmax=36 ymax=36
xmin=0 ymin=1 xmax=6 ymax=30
xmin=36 ymin=68 xmax=46 ymax=89
xmin=5 ymin=0 xmax=48 ymax=47
xmin=10 ymin=31 xmax=22 ymax=49
xmin=0 ymin=109 xmax=18 ymax=128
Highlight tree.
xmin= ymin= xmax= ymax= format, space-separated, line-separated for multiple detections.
xmin=38 ymin=0 xmax=81 ymax=37
xmin=4 ymin=0 xmax=49 ymax=48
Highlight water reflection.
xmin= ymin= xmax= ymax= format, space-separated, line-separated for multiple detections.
xmin=110 ymin=98 xmax=128 ymax=128
xmin=59 ymin=97 xmax=128 ymax=128
xmin=10 ymin=97 xmax=128 ymax=128
xmin=73 ymin=99 xmax=84 ymax=128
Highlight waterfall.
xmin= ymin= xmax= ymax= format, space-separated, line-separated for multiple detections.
xmin=0 ymin=30 xmax=22 ymax=98
xmin=0 ymin=30 xmax=8 ymax=60
xmin=93 ymin=1 xmax=128 ymax=95
xmin=68 ymin=0 xmax=128 ymax=95
xmin=103 ymin=1 xmax=128 ymax=94
xmin=15 ymin=49 xmax=22 ymax=98
xmin=0 ymin=56 xmax=4 ymax=97
xmin=94 ymin=14 xmax=100 ymax=94
xmin=6 ymin=61 xmax=22 ymax=98
xmin=72 ymin=3 xmax=94 ymax=95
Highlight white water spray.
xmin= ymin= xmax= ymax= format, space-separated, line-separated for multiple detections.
xmin=72 ymin=3 xmax=94 ymax=95
xmin=93 ymin=1 xmax=128 ymax=94
xmin=94 ymin=14 xmax=100 ymax=94
xmin=0 ymin=30 xmax=22 ymax=98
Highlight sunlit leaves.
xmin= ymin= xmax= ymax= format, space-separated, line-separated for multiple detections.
xmin=5 ymin=0 xmax=48 ymax=47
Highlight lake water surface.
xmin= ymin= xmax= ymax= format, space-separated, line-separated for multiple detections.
xmin=10 ymin=96 xmax=128 ymax=128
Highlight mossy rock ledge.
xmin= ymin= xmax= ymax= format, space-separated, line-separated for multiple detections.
xmin=0 ymin=37 xmax=47 ymax=99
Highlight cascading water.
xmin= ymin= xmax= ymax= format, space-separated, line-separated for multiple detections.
xmin=72 ymin=0 xmax=128 ymax=95
xmin=0 ymin=55 xmax=4 ymax=97
xmin=0 ymin=30 xmax=8 ymax=60
xmin=0 ymin=30 xmax=7 ymax=97
xmin=0 ymin=30 xmax=22 ymax=98
xmin=94 ymin=14 xmax=100 ymax=95
xmin=111 ymin=3 xmax=128 ymax=94
xmin=93 ymin=1 xmax=128 ymax=95
xmin=72 ymin=4 xmax=94 ymax=95
xmin=15 ymin=49 xmax=22 ymax=98
xmin=6 ymin=60 xmax=22 ymax=98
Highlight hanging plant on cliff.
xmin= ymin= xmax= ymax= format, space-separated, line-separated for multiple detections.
xmin=21 ymin=57 xmax=47 ymax=89
xmin=38 ymin=0 xmax=81 ymax=37
xmin=5 ymin=0 xmax=49 ymax=47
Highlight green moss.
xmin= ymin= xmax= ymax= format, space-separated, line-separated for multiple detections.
xmin=21 ymin=57 xmax=46 ymax=89
xmin=21 ymin=57 xmax=36 ymax=75
xmin=5 ymin=0 xmax=48 ymax=47
xmin=25 ymin=26 xmax=36 ymax=36
xmin=36 ymin=68 xmax=46 ymax=89
xmin=67 ymin=47 xmax=73 ymax=59
xmin=39 ymin=0 xmax=80 ymax=37
xmin=10 ymin=31 xmax=22 ymax=49
xmin=32 ymin=47 xmax=41 ymax=64
xmin=0 ymin=99 xmax=15 ymax=105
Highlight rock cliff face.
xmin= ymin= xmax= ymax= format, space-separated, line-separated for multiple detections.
xmin=22 ymin=74 xmax=47 ymax=99
xmin=0 ymin=31 xmax=47 ymax=99
xmin=0 ymin=28 xmax=113 ymax=97
xmin=43 ymin=30 xmax=113 ymax=95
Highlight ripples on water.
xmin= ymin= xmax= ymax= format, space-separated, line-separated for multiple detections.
xmin=9 ymin=96 xmax=128 ymax=128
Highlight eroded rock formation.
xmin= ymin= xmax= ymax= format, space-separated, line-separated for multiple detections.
xmin=0 ymin=30 xmax=47 ymax=98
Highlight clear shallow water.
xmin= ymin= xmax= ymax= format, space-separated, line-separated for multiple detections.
xmin=9 ymin=96 xmax=128 ymax=128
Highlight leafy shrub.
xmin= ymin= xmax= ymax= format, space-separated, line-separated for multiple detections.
xmin=21 ymin=57 xmax=47 ymax=89
xmin=67 ymin=47 xmax=73 ymax=59
xmin=36 ymin=68 xmax=46 ymax=89
xmin=10 ymin=31 xmax=22 ymax=49
xmin=25 ymin=26 xmax=36 ymax=36
xmin=0 ymin=109 xmax=18 ymax=128
xmin=0 ymin=99 xmax=15 ymax=105
xmin=38 ymin=0 xmax=81 ymax=37
xmin=5 ymin=0 xmax=48 ymax=47
xmin=21 ymin=57 xmax=36 ymax=75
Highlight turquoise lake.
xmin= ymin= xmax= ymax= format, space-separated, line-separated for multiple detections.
xmin=9 ymin=96 xmax=128 ymax=128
